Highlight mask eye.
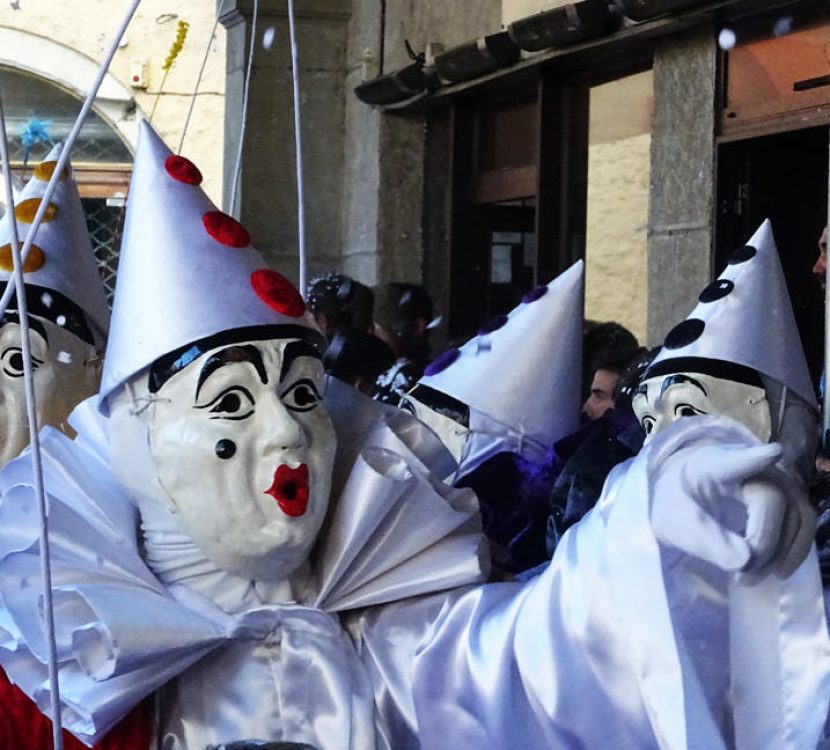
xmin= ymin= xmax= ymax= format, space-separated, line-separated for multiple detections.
xmin=1 ymin=347 xmax=43 ymax=378
xmin=197 ymin=386 xmax=255 ymax=420
xmin=676 ymin=404 xmax=704 ymax=418
xmin=282 ymin=378 xmax=321 ymax=412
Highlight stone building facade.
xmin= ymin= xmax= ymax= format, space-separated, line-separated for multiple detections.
xmin=221 ymin=0 xmax=829 ymax=374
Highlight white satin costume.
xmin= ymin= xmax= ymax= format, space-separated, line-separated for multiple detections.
xmin=0 ymin=379 xmax=828 ymax=749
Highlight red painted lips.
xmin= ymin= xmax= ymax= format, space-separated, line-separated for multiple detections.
xmin=265 ymin=464 xmax=310 ymax=517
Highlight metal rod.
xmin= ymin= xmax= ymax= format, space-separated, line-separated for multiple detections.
xmin=0 ymin=93 xmax=63 ymax=750
xmin=287 ymin=0 xmax=308 ymax=295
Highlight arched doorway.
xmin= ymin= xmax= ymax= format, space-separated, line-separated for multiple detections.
xmin=0 ymin=66 xmax=135 ymax=304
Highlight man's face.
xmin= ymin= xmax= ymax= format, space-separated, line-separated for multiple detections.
xmin=0 ymin=314 xmax=100 ymax=465
xmin=812 ymin=226 xmax=828 ymax=291
xmin=149 ymin=338 xmax=337 ymax=580
xmin=582 ymin=368 xmax=619 ymax=421
xmin=632 ymin=371 xmax=771 ymax=444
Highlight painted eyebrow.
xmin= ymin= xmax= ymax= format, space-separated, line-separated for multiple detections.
xmin=634 ymin=382 xmax=648 ymax=398
xmin=196 ymin=345 xmax=267 ymax=399
xmin=0 ymin=312 xmax=48 ymax=344
xmin=660 ymin=374 xmax=707 ymax=397
xmin=280 ymin=340 xmax=321 ymax=382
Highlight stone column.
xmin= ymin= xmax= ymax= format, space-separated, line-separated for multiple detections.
xmin=647 ymin=28 xmax=718 ymax=344
xmin=341 ymin=0 xmax=502 ymax=287
xmin=219 ymin=0 xmax=350 ymax=287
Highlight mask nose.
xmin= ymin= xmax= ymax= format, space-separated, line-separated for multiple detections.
xmin=263 ymin=392 xmax=306 ymax=452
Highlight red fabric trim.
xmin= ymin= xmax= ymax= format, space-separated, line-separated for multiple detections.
xmin=0 ymin=667 xmax=153 ymax=750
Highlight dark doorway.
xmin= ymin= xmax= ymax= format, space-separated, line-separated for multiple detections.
xmin=716 ymin=126 xmax=828 ymax=387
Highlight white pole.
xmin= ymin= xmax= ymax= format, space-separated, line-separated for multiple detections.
xmin=287 ymin=0 xmax=308 ymax=296
xmin=0 ymin=94 xmax=63 ymax=750
xmin=229 ymin=0 xmax=258 ymax=216
xmin=0 ymin=0 xmax=142 ymax=322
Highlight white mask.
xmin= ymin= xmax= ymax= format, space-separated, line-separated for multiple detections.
xmin=632 ymin=371 xmax=772 ymax=444
xmin=401 ymin=385 xmax=471 ymax=467
xmin=0 ymin=314 xmax=100 ymax=465
xmin=148 ymin=337 xmax=337 ymax=580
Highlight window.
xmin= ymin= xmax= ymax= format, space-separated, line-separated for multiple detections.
xmin=0 ymin=67 xmax=133 ymax=303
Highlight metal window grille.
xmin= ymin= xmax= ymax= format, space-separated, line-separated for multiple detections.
xmin=82 ymin=198 xmax=123 ymax=307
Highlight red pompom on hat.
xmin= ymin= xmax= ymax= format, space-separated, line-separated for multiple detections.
xmin=251 ymin=269 xmax=305 ymax=318
xmin=203 ymin=211 xmax=251 ymax=248
xmin=164 ymin=155 xmax=203 ymax=186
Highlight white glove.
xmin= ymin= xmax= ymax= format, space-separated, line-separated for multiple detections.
xmin=651 ymin=437 xmax=815 ymax=581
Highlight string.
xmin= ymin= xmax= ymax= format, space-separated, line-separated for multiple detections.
xmin=178 ymin=4 xmax=227 ymax=154
xmin=228 ymin=0 xmax=258 ymax=216
xmin=287 ymin=0 xmax=307 ymax=294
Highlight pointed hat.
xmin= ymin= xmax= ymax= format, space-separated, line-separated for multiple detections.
xmin=0 ymin=142 xmax=109 ymax=346
xmin=647 ymin=219 xmax=816 ymax=409
xmin=99 ymin=121 xmax=320 ymax=410
xmin=412 ymin=261 xmax=584 ymax=473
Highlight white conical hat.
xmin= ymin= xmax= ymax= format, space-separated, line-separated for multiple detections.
xmin=647 ymin=219 xmax=816 ymax=409
xmin=414 ymin=261 xmax=583 ymax=472
xmin=99 ymin=121 xmax=319 ymax=409
xmin=0 ymin=142 xmax=109 ymax=346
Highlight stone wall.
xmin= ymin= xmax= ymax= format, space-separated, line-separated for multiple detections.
xmin=220 ymin=0 xmax=350 ymax=286
xmin=341 ymin=0 xmax=503 ymax=287
xmin=0 ymin=0 xmax=226 ymax=203
xmin=585 ymin=132 xmax=650 ymax=342
xmin=647 ymin=29 xmax=717 ymax=345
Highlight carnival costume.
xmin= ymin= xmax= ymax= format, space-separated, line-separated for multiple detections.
xmin=0 ymin=146 xmax=153 ymax=748
xmin=0 ymin=126 xmax=827 ymax=750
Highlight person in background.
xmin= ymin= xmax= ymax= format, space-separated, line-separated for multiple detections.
xmin=323 ymin=329 xmax=395 ymax=395
xmin=581 ymin=350 xmax=638 ymax=421
xmin=306 ymin=272 xmax=374 ymax=340
xmin=547 ymin=348 xmax=654 ymax=556
xmin=372 ymin=282 xmax=434 ymax=405
xmin=812 ymin=226 xmax=827 ymax=290
xmin=581 ymin=320 xmax=639 ymax=407
xmin=810 ymin=227 xmax=830 ymax=471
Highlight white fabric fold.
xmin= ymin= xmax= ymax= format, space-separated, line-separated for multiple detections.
xmin=1 ymin=399 xmax=828 ymax=749
xmin=0 ymin=395 xmax=488 ymax=745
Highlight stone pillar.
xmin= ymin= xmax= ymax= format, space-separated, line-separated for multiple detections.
xmin=341 ymin=0 xmax=502 ymax=287
xmin=647 ymin=28 xmax=717 ymax=345
xmin=219 ymin=0 xmax=350 ymax=287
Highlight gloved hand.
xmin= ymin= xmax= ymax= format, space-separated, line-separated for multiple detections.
xmin=650 ymin=430 xmax=815 ymax=581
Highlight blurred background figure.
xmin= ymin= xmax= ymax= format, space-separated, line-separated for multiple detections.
xmin=323 ymin=329 xmax=395 ymax=395
xmin=306 ymin=272 xmax=374 ymax=340
xmin=372 ymin=282 xmax=435 ymax=405
xmin=812 ymin=226 xmax=827 ymax=291
xmin=581 ymin=320 xmax=640 ymax=421
xmin=547 ymin=347 xmax=655 ymax=557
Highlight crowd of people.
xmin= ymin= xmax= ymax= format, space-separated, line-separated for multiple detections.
xmin=2 ymin=123 xmax=830 ymax=749
xmin=307 ymin=270 xmax=655 ymax=573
